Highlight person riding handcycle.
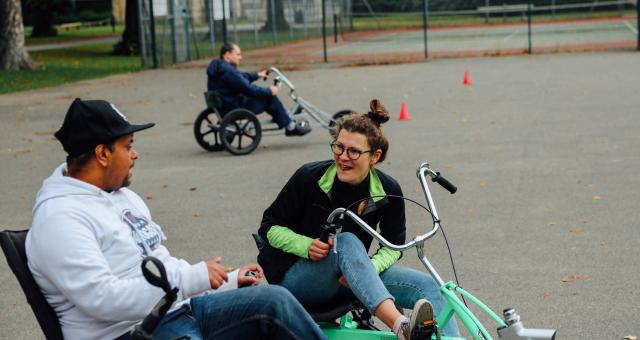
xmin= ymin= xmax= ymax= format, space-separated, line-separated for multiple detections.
xmin=257 ymin=99 xmax=461 ymax=340
xmin=26 ymin=98 xmax=326 ymax=340
xmin=207 ymin=43 xmax=311 ymax=137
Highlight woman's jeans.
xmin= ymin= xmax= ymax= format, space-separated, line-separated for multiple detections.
xmin=280 ymin=232 xmax=460 ymax=337
xmin=153 ymin=285 xmax=326 ymax=340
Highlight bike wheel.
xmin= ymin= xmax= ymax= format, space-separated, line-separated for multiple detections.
xmin=219 ymin=108 xmax=262 ymax=156
xmin=194 ymin=108 xmax=224 ymax=152
xmin=330 ymin=109 xmax=353 ymax=127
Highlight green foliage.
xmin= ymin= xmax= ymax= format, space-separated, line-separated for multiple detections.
xmin=0 ymin=43 xmax=140 ymax=94
xmin=57 ymin=10 xmax=113 ymax=24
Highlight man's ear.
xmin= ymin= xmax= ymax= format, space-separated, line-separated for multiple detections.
xmin=94 ymin=144 xmax=111 ymax=167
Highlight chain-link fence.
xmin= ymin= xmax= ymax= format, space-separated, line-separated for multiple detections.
xmin=138 ymin=0 xmax=355 ymax=67
xmin=137 ymin=0 xmax=638 ymax=67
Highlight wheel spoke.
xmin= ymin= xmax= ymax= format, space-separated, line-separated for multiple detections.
xmin=201 ymin=129 xmax=214 ymax=137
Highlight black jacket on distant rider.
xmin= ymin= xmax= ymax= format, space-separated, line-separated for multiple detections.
xmin=206 ymin=59 xmax=271 ymax=112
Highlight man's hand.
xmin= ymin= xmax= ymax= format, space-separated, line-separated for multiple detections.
xmin=308 ymin=238 xmax=333 ymax=261
xmin=257 ymin=69 xmax=269 ymax=80
xmin=206 ymin=257 xmax=229 ymax=289
xmin=238 ymin=263 xmax=264 ymax=287
xmin=270 ymin=85 xmax=279 ymax=96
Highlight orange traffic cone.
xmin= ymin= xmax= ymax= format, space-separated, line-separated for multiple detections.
xmin=463 ymin=70 xmax=472 ymax=85
xmin=399 ymin=102 xmax=410 ymax=121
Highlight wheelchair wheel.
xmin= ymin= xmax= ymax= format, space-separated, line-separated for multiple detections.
xmin=194 ymin=108 xmax=225 ymax=152
xmin=220 ymin=108 xmax=262 ymax=156
xmin=330 ymin=109 xmax=353 ymax=127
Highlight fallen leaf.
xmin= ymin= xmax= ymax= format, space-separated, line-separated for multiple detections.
xmin=479 ymin=181 xmax=487 ymax=187
xmin=193 ymin=213 xmax=199 ymax=218
xmin=543 ymin=169 xmax=552 ymax=176
xmin=189 ymin=187 xmax=197 ymax=191
xmin=569 ymin=229 xmax=584 ymax=235
xmin=146 ymin=196 xmax=153 ymax=200
xmin=623 ymin=336 xmax=637 ymax=340
xmin=592 ymin=195 xmax=602 ymax=200
xmin=561 ymin=274 xmax=584 ymax=283
xmin=580 ymin=219 xmax=588 ymax=224
xmin=219 ymin=193 xmax=225 ymax=198
xmin=548 ymin=222 xmax=556 ymax=226
xmin=162 ymin=184 xmax=168 ymax=188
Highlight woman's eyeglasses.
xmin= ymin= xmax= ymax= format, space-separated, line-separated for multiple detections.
xmin=330 ymin=142 xmax=373 ymax=160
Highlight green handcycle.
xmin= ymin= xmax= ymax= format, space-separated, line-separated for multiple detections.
xmin=312 ymin=162 xmax=557 ymax=340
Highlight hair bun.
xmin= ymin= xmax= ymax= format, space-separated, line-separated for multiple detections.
xmin=366 ymin=99 xmax=390 ymax=127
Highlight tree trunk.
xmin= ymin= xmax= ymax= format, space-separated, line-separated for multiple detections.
xmin=113 ymin=0 xmax=140 ymax=55
xmin=262 ymin=0 xmax=290 ymax=31
xmin=0 ymin=0 xmax=39 ymax=70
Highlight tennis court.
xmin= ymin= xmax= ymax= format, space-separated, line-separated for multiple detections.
xmin=328 ymin=17 xmax=638 ymax=58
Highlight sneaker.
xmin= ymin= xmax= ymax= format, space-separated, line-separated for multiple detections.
xmin=405 ymin=299 xmax=437 ymax=340
xmin=285 ymin=121 xmax=311 ymax=136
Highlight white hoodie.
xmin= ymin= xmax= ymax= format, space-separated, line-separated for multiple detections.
xmin=26 ymin=164 xmax=238 ymax=339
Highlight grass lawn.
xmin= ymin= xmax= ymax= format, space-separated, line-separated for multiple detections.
xmin=0 ymin=43 xmax=140 ymax=95
xmin=25 ymin=25 xmax=124 ymax=45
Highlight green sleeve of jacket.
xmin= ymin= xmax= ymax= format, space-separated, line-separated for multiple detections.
xmin=370 ymin=247 xmax=401 ymax=273
xmin=267 ymin=225 xmax=314 ymax=259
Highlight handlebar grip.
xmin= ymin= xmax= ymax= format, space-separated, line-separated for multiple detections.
xmin=431 ymin=172 xmax=457 ymax=194
xmin=319 ymin=228 xmax=330 ymax=243
xmin=131 ymin=289 xmax=177 ymax=340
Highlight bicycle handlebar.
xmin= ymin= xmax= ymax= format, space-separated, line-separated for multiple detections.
xmin=325 ymin=163 xmax=456 ymax=251
xmin=268 ymin=67 xmax=295 ymax=92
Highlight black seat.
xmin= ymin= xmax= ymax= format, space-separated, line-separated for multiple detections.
xmin=0 ymin=229 xmax=64 ymax=340
xmin=305 ymin=297 xmax=367 ymax=323
xmin=203 ymin=90 xmax=224 ymax=111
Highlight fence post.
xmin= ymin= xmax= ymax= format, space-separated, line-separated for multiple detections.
xmin=222 ymin=0 xmax=228 ymax=44
xmin=270 ymin=0 xmax=277 ymax=45
xmin=253 ymin=0 xmax=259 ymax=48
xmin=170 ymin=0 xmax=177 ymax=63
xmin=137 ymin=0 xmax=148 ymax=67
xmin=484 ymin=0 xmax=489 ymax=23
xmin=287 ymin=0 xmax=294 ymax=39
xmin=209 ymin=0 xmax=216 ymax=56
xmin=322 ymin=0 xmax=327 ymax=62
xmin=231 ymin=0 xmax=238 ymax=43
xmin=422 ymin=0 xmax=428 ymax=59
xmin=527 ymin=0 xmax=532 ymax=54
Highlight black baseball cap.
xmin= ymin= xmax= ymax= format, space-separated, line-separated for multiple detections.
xmin=55 ymin=98 xmax=155 ymax=157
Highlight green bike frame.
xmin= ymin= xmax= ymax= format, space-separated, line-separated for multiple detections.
xmin=316 ymin=163 xmax=555 ymax=340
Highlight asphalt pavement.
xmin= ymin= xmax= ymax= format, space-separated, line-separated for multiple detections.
xmin=1 ymin=51 xmax=639 ymax=339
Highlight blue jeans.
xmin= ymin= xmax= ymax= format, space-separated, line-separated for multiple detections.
xmin=240 ymin=95 xmax=291 ymax=128
xmin=280 ymin=232 xmax=460 ymax=337
xmin=154 ymin=285 xmax=326 ymax=340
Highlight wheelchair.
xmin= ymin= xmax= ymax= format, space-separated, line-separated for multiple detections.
xmin=193 ymin=67 xmax=352 ymax=156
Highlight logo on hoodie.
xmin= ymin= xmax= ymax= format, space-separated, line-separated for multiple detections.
xmin=122 ymin=210 xmax=160 ymax=255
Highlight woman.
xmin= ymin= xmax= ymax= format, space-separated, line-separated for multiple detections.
xmin=257 ymin=99 xmax=460 ymax=339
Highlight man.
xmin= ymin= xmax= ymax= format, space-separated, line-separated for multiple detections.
xmin=26 ymin=98 xmax=326 ymax=340
xmin=207 ymin=43 xmax=311 ymax=136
